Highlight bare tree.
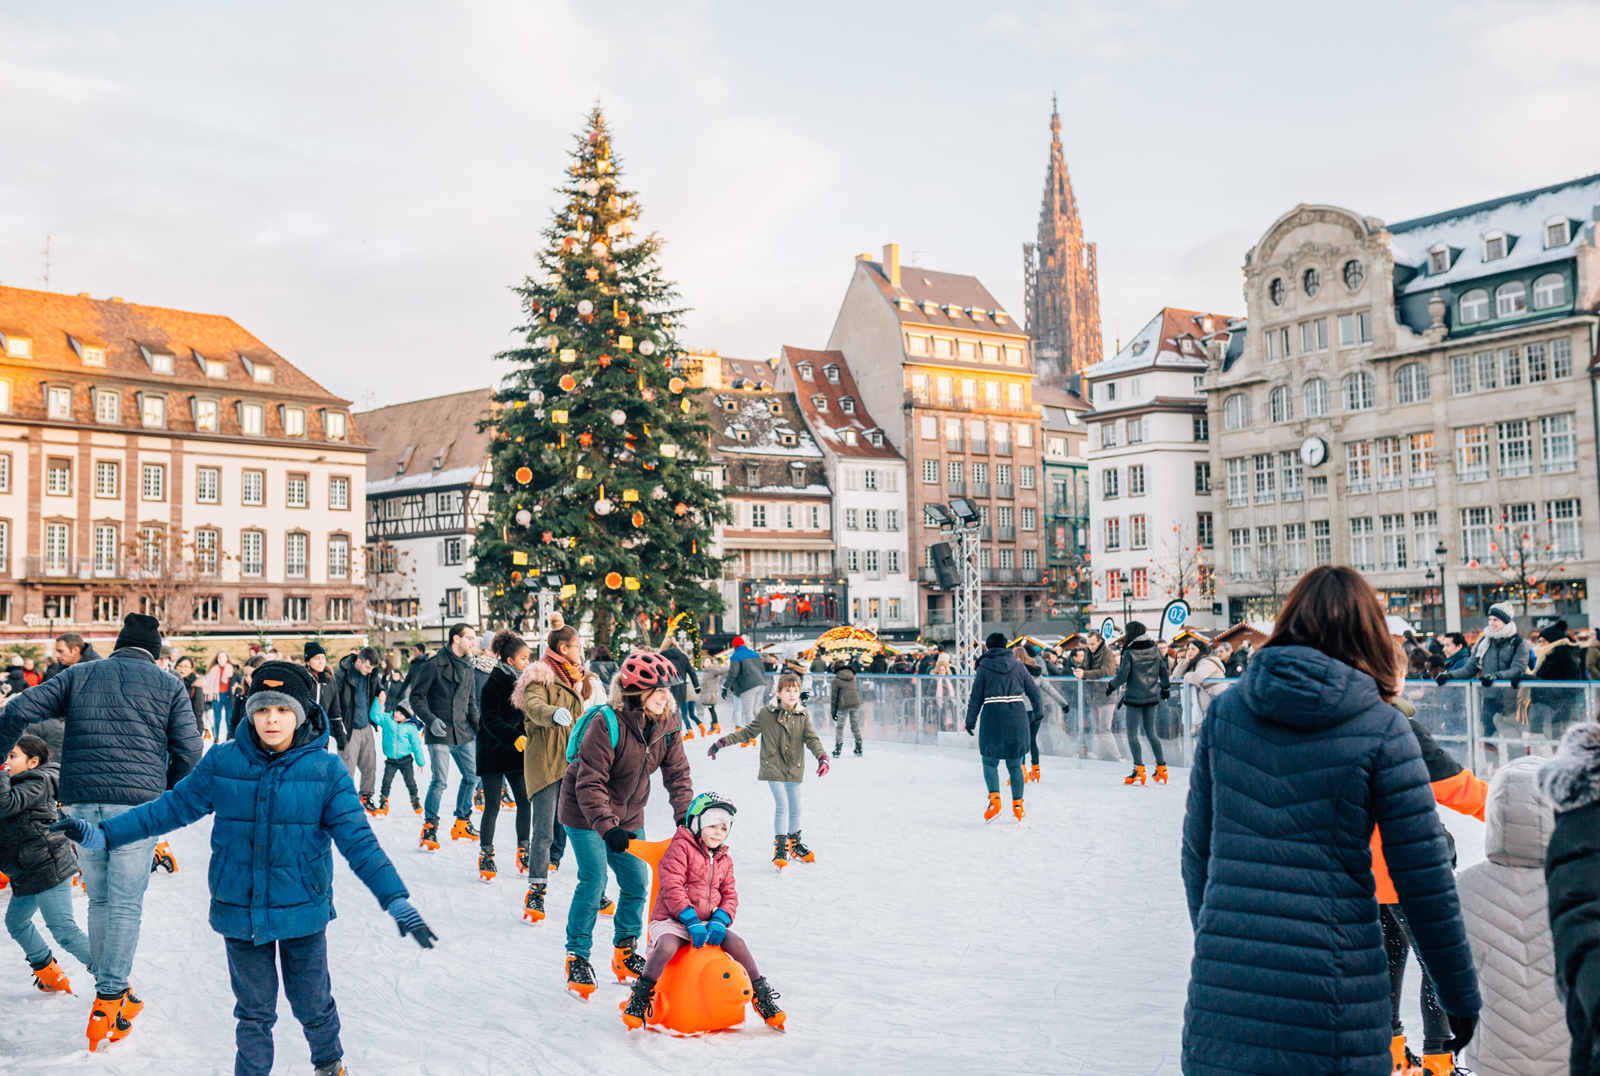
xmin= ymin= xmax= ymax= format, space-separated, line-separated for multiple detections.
xmin=364 ymin=538 xmax=418 ymax=653
xmin=1486 ymin=508 xmax=1576 ymax=618
xmin=1152 ymin=522 xmax=1210 ymax=603
xmin=121 ymin=528 xmax=221 ymax=631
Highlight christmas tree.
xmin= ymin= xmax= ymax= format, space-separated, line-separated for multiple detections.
xmin=470 ymin=107 xmax=727 ymax=643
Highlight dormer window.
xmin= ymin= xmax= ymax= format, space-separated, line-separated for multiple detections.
xmin=282 ymin=407 xmax=306 ymax=437
xmin=789 ymin=461 xmax=805 ymax=487
xmin=744 ymin=464 xmax=759 ymax=485
xmin=823 ymin=365 xmax=840 ymax=384
xmin=239 ymin=402 xmax=265 ymax=436
xmin=894 ymin=297 xmax=912 ymax=311
xmin=1545 ymin=216 xmax=1571 ymax=248
xmin=70 ymin=337 xmax=106 ymax=366
xmin=868 ymin=430 xmax=883 ymax=447
xmin=193 ymin=398 xmax=219 ymax=432
xmin=1181 ymin=339 xmax=1198 ymax=356
xmin=205 ymin=359 xmax=227 ymax=379
xmin=767 ymin=400 xmax=782 ymax=416
xmin=140 ymin=346 xmax=174 ymax=374
xmin=797 ymin=362 xmax=813 ymax=381
xmin=843 ymin=430 xmax=857 ymax=446
xmin=812 ymin=395 xmax=829 ymax=413
xmin=325 ymin=411 xmax=347 ymax=441
xmin=721 ymin=397 xmax=737 ymax=412
xmin=920 ymin=299 xmax=939 ymax=316
xmin=46 ymin=385 xmax=72 ymax=420
xmin=1428 ymin=244 xmax=1450 ymax=274
xmin=251 ymin=363 xmax=274 ymax=384
xmin=1 ymin=333 xmax=30 ymax=358
xmin=1131 ymin=340 xmax=1148 ymax=356
xmin=840 ymin=396 xmax=856 ymax=414
xmin=993 ymin=310 xmax=1008 ymax=325
xmin=779 ymin=430 xmax=798 ymax=447
xmin=1483 ymin=230 xmax=1507 ymax=261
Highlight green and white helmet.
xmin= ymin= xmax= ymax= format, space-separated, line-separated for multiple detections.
xmin=685 ymin=791 xmax=737 ymax=836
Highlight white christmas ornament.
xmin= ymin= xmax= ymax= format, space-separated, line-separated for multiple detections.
xmin=591 ymin=241 xmax=608 ymax=257
xmin=606 ymin=223 xmax=621 ymax=238
xmin=651 ymin=486 xmax=667 ymax=500
xmin=515 ymin=509 xmax=533 ymax=526
xmin=582 ymin=180 xmax=600 ymax=196
xmin=610 ymin=410 xmax=626 ymax=425
xmin=637 ymin=340 xmax=656 ymax=356
xmin=594 ymin=498 xmax=614 ymax=515
xmin=546 ymin=274 xmax=560 ymax=287
xmin=577 ymin=299 xmax=594 ymax=316
xmin=528 ymin=390 xmax=545 ymax=406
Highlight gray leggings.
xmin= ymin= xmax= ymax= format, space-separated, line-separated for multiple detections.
xmin=1125 ymin=704 xmax=1164 ymax=767
xmin=526 ymin=780 xmax=561 ymax=881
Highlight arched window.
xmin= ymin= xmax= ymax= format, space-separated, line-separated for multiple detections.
xmin=1532 ymin=273 xmax=1567 ymax=310
xmin=1223 ymin=392 xmax=1252 ymax=430
xmin=1342 ymin=371 xmax=1374 ymax=411
xmin=1303 ymin=267 xmax=1320 ymax=297
xmin=1268 ymin=278 xmax=1285 ymax=306
xmin=1495 ymin=281 xmax=1526 ymax=318
xmin=1302 ymin=378 xmax=1329 ymax=417
xmin=1394 ymin=363 xmax=1430 ymax=405
xmin=1269 ymin=385 xmax=1294 ymax=423
xmin=1459 ymin=288 xmax=1490 ymax=324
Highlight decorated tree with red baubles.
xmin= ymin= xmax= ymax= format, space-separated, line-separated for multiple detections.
xmin=469 ymin=107 xmax=727 ymax=643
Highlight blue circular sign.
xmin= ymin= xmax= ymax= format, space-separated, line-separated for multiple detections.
xmin=1100 ymin=617 xmax=1116 ymax=637
xmin=1165 ymin=601 xmax=1190 ymax=626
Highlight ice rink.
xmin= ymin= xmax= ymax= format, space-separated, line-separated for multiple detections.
xmin=0 ymin=741 xmax=1487 ymax=1074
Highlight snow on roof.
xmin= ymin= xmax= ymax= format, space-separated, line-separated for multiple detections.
xmin=1083 ymin=307 xmax=1236 ymax=378
xmin=366 ymin=463 xmax=482 ymax=496
xmin=1387 ymin=172 xmax=1600 ymax=296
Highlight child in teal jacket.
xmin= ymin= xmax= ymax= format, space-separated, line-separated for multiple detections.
xmin=370 ymin=698 xmax=426 ymax=814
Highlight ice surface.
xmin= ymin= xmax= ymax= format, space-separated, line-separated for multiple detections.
xmin=0 ymin=744 xmax=1486 ymax=1074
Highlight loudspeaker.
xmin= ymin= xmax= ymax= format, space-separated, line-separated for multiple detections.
xmin=929 ymin=542 xmax=959 ymax=590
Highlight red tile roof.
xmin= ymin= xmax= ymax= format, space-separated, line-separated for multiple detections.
xmin=778 ymin=346 xmax=902 ymax=461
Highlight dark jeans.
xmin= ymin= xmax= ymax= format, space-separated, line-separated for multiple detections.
xmin=381 ymin=756 xmax=419 ymax=801
xmin=550 ymin=820 xmax=568 ymax=867
xmin=480 ymin=770 xmax=530 ymax=851
xmin=680 ymin=699 xmax=702 ymax=733
xmin=225 ymin=930 xmax=341 ymax=1076
xmin=1381 ymin=904 xmax=1449 ymax=1053
xmin=642 ymin=929 xmax=760 ymax=981
xmin=1125 ymin=704 xmax=1165 ymax=767
xmin=1028 ymin=716 xmax=1043 ymax=766
xmin=982 ymin=755 xmax=1026 ymax=798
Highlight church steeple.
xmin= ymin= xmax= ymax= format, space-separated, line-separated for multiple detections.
xmin=1024 ymin=99 xmax=1102 ymax=382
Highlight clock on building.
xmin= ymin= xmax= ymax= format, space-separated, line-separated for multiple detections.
xmin=1299 ymin=436 xmax=1328 ymax=468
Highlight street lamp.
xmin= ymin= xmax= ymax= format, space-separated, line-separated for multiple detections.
xmin=1118 ymin=569 xmax=1131 ymax=630
xmin=438 ymin=597 xmax=448 ymax=650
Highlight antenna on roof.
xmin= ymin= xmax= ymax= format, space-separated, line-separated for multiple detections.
xmin=360 ymin=390 xmax=377 ymax=411
xmin=37 ymin=235 xmax=51 ymax=292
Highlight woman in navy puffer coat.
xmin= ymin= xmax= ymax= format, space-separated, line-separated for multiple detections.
xmin=1181 ymin=566 xmax=1480 ymax=1075
xmin=98 ymin=697 xmax=407 ymax=945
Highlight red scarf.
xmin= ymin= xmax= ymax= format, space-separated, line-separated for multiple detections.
xmin=543 ymin=650 xmax=591 ymax=701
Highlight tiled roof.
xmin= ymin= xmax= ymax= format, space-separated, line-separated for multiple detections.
xmin=1033 ymin=382 xmax=1091 ymax=431
xmin=1084 ymin=307 xmax=1237 ymax=378
xmin=699 ymin=391 xmax=830 ymax=494
xmin=359 ymin=388 xmax=496 ymax=492
xmin=718 ymin=355 xmax=776 ymax=391
xmin=778 ymin=346 xmax=902 ymax=461
xmin=861 ymin=261 xmax=1028 ymax=338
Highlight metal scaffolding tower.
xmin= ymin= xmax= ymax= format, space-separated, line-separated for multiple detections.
xmin=954 ymin=525 xmax=982 ymax=676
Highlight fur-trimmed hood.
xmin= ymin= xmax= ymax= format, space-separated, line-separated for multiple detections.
xmin=511 ymin=658 xmax=599 ymax=713
xmin=1539 ymin=721 xmax=1600 ymax=813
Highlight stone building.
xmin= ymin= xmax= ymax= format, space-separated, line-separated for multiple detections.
xmin=700 ymin=389 xmax=841 ymax=643
xmin=1086 ymin=308 xmax=1237 ymax=634
xmin=1036 ymin=382 xmax=1092 ymax=626
xmin=775 ymin=346 xmax=917 ymax=641
xmin=1207 ymin=175 xmax=1600 ymax=631
xmin=1023 ymin=100 xmax=1103 ymax=382
xmin=359 ymin=388 xmax=494 ymax=642
xmin=825 ymin=244 xmax=1047 ymax=639
xmin=0 ymin=285 xmax=367 ymax=646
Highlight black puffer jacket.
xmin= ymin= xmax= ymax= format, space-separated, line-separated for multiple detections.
xmin=964 ymin=647 xmax=1042 ymax=759
xmin=476 ymin=663 xmax=525 ymax=775
xmin=1540 ymin=722 xmax=1600 ymax=1076
xmin=0 ymin=762 xmax=78 ymax=896
xmin=411 ymin=649 xmax=479 ymax=746
xmin=660 ymin=645 xmax=699 ymax=710
xmin=0 ymin=647 xmax=202 ymax=806
xmin=331 ymin=652 xmax=380 ymax=742
xmin=1182 ymin=645 xmax=1479 ymax=1075
xmin=1106 ymin=638 xmax=1170 ymax=707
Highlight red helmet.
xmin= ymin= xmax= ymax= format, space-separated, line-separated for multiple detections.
xmin=618 ymin=651 xmax=681 ymax=692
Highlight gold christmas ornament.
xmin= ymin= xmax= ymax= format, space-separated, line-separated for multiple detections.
xmin=579 ymin=554 xmax=595 ymax=567
xmin=680 ymin=398 xmax=691 ymax=413
xmin=576 ymin=465 xmax=591 ymax=479
xmin=618 ymin=335 xmax=633 ymax=350
xmin=559 ymin=349 xmax=576 ymax=364
xmin=560 ymin=584 xmax=577 ymax=599
xmin=621 ymin=489 xmax=639 ymax=502
xmin=624 ymin=576 xmax=640 ymax=590
xmin=585 ymin=267 xmax=599 ymax=282
xmin=512 ymin=551 xmax=529 ymax=566
xmin=558 ymin=374 xmax=577 ymax=392
xmin=551 ymin=409 xmax=569 ymax=424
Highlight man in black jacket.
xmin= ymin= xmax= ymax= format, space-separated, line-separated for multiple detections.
xmin=412 ymin=624 xmax=480 ymax=845
xmin=0 ymin=613 xmax=199 ymax=1044
xmin=42 ymin=632 xmax=102 ymax=682
xmin=332 ymin=647 xmax=382 ymax=809
xmin=1540 ymin=721 xmax=1600 ymax=1076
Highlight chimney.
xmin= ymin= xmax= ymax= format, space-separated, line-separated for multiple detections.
xmin=883 ymin=243 xmax=901 ymax=287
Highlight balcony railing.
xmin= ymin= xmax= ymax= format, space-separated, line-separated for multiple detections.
xmin=979 ymin=525 xmax=993 ymax=540
xmin=970 ymin=480 xmax=990 ymax=497
xmin=1411 ymin=474 xmax=1435 ymax=488
xmin=919 ymin=567 xmax=939 ymax=583
xmin=997 ymin=482 xmax=1014 ymax=499
xmin=996 ymin=568 xmax=1016 ymax=583
xmin=970 ymin=438 xmax=988 ymax=454
xmin=947 ymin=479 xmax=966 ymax=496
xmin=1021 ymin=568 xmax=1041 ymax=583
xmin=946 ymin=437 xmax=963 ymax=452
xmin=1254 ymin=491 xmax=1276 ymax=504
xmin=998 ymin=525 xmax=1016 ymax=541
xmin=995 ymin=442 xmax=1013 ymax=456
xmin=24 ymin=557 xmax=93 ymax=579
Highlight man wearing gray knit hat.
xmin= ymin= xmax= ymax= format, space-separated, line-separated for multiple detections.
xmin=1440 ymin=601 xmax=1532 ymax=766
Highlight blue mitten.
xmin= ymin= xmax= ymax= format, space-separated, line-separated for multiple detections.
xmin=676 ymin=906 xmax=709 ymax=947
xmin=49 ymin=818 xmax=106 ymax=850
xmin=706 ymin=908 xmax=732 ymax=947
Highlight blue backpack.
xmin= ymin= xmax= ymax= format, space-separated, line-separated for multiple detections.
xmin=564 ymin=705 xmax=620 ymax=763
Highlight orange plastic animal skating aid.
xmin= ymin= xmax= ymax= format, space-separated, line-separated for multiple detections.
xmin=617 ymin=838 xmax=757 ymax=1036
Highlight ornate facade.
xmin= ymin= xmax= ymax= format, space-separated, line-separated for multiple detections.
xmin=1023 ymin=100 xmax=1103 ymax=382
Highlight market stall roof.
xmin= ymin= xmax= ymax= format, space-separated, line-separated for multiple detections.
xmin=1212 ymin=621 xmax=1273 ymax=648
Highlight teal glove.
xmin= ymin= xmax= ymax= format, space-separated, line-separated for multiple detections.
xmin=706 ymin=908 xmax=732 ymax=947
xmin=676 ymin=906 xmax=709 ymax=947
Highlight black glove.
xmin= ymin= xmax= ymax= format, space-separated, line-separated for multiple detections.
xmin=1444 ymin=1012 xmax=1477 ymax=1054
xmin=387 ymin=898 xmax=437 ymax=949
xmin=334 ymin=736 xmax=349 ymax=753
xmin=1480 ymin=674 xmax=1495 ymax=688
xmin=966 ymin=726 xmax=975 ymax=737
xmin=603 ymin=826 xmax=633 ymax=854
xmin=1434 ymin=672 xmax=1451 ymax=686
xmin=674 ymin=814 xmax=687 ymax=828
xmin=799 ymin=690 xmax=811 ymax=702
xmin=1104 ymin=684 xmax=1115 ymax=697
xmin=1159 ymin=688 xmax=1170 ymax=701
xmin=1509 ymin=672 xmax=1523 ymax=689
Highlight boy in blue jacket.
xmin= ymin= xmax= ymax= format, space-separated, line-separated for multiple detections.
xmin=369 ymin=695 xmax=427 ymax=815
xmin=54 ymin=661 xmax=436 ymax=1076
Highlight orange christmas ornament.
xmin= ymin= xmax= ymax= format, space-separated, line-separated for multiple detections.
xmin=605 ymin=572 xmax=623 ymax=589
xmin=559 ymin=374 xmax=577 ymax=391
xmin=510 ymin=571 xmax=523 ymax=585
xmin=578 ymin=431 xmax=593 ymax=447
xmin=631 ymin=510 xmax=644 ymax=527
xmin=598 ymin=354 xmax=612 ymax=368
xmin=515 ymin=467 xmax=533 ymax=484
xmin=674 ymin=503 xmax=689 ymax=516
xmin=669 ymin=377 xmax=685 ymax=393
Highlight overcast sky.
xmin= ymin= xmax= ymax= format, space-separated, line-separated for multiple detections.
xmin=2 ymin=1 xmax=1597 ymax=409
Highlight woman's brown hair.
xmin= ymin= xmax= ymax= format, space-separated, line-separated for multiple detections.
xmin=547 ymin=624 xmax=579 ymax=653
xmin=490 ymin=630 xmax=529 ymax=661
xmin=1262 ymin=565 xmax=1399 ymax=697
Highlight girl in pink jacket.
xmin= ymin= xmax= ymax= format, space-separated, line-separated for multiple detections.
xmin=621 ymin=792 xmax=786 ymax=1030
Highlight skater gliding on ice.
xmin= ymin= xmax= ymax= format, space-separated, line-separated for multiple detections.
xmin=475 ymin=630 xmax=534 ymax=881
xmin=707 ymin=672 xmax=830 ymax=868
xmin=965 ymin=633 xmax=1042 ymax=822
xmin=52 ymin=660 xmax=435 ymax=1076
xmin=1104 ymin=621 xmax=1170 ymax=786
xmin=0 ymin=612 xmax=201 ymax=1050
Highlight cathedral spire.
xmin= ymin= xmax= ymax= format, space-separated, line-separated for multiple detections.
xmin=1023 ymin=100 xmax=1102 ymax=382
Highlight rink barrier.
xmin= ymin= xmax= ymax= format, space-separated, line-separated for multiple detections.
xmin=763 ymin=673 xmax=1600 ymax=775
